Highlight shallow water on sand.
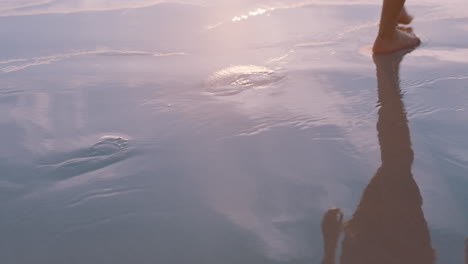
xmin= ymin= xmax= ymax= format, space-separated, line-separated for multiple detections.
xmin=0 ymin=0 xmax=467 ymax=263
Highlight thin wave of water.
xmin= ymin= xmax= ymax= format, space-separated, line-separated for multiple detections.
xmin=0 ymin=50 xmax=185 ymax=73
xmin=0 ymin=0 xmax=206 ymax=16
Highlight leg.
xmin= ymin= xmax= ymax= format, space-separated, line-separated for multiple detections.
xmin=372 ymin=0 xmax=421 ymax=53
xmin=398 ymin=7 xmax=413 ymax=24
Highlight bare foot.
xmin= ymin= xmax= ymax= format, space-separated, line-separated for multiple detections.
xmin=373 ymin=28 xmax=421 ymax=54
xmin=398 ymin=8 xmax=413 ymax=25
xmin=397 ymin=26 xmax=413 ymax=33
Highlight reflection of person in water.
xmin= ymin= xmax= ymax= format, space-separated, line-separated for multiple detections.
xmin=465 ymin=238 xmax=468 ymax=264
xmin=321 ymin=208 xmax=343 ymax=264
xmin=321 ymin=50 xmax=435 ymax=264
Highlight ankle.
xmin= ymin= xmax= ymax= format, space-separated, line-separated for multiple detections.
xmin=377 ymin=26 xmax=397 ymax=40
xmin=377 ymin=31 xmax=394 ymax=41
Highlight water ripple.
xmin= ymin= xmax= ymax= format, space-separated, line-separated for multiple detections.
xmin=66 ymin=187 xmax=143 ymax=208
xmin=39 ymin=136 xmax=132 ymax=180
xmin=236 ymin=114 xmax=327 ymax=137
xmin=206 ymin=65 xmax=285 ymax=96
xmin=401 ymin=73 xmax=468 ymax=89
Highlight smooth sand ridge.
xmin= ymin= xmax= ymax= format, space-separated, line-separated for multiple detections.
xmin=321 ymin=50 xmax=435 ymax=264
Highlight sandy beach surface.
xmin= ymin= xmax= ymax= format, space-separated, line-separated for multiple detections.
xmin=0 ymin=0 xmax=467 ymax=263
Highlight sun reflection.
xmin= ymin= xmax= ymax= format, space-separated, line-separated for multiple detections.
xmin=206 ymin=65 xmax=284 ymax=96
xmin=232 ymin=8 xmax=269 ymax=22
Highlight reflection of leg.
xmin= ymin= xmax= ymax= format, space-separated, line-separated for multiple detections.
xmin=378 ymin=0 xmax=406 ymax=39
xmin=373 ymin=0 xmax=420 ymax=54
xmin=321 ymin=208 xmax=343 ymax=264
xmin=339 ymin=50 xmax=435 ymax=264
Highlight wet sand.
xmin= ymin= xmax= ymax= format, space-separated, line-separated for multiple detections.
xmin=0 ymin=0 xmax=467 ymax=263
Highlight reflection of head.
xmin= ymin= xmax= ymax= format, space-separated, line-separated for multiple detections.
xmin=321 ymin=49 xmax=434 ymax=264
xmin=465 ymin=238 xmax=468 ymax=264
xmin=321 ymin=208 xmax=343 ymax=264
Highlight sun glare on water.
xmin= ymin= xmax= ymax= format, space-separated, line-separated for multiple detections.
xmin=232 ymin=8 xmax=269 ymax=22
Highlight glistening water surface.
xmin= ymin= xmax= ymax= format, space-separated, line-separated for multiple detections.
xmin=0 ymin=0 xmax=467 ymax=263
